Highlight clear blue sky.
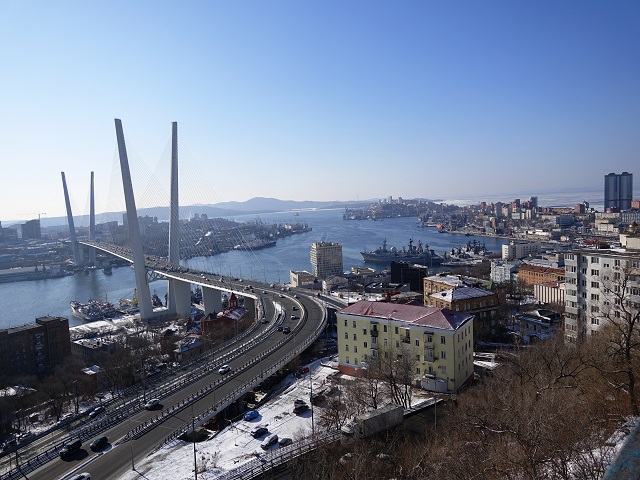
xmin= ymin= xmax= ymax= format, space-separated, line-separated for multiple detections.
xmin=1 ymin=1 xmax=639 ymax=221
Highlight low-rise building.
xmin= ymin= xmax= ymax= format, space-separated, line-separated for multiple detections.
xmin=517 ymin=309 xmax=564 ymax=343
xmin=71 ymin=337 xmax=118 ymax=364
xmin=337 ymin=301 xmax=474 ymax=393
xmin=517 ymin=265 xmax=565 ymax=287
xmin=0 ymin=316 xmax=71 ymax=377
xmin=289 ymin=270 xmax=315 ymax=288
xmin=424 ymin=286 xmax=499 ymax=340
xmin=502 ymin=241 xmax=543 ymax=261
xmin=534 ymin=281 xmax=566 ymax=307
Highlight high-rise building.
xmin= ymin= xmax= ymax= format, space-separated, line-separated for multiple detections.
xmin=604 ymin=172 xmax=633 ymax=211
xmin=564 ymin=233 xmax=640 ymax=343
xmin=310 ymin=241 xmax=343 ymax=279
xmin=21 ymin=219 xmax=41 ymax=240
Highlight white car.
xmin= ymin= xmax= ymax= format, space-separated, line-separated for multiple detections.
xmin=144 ymin=398 xmax=160 ymax=410
xmin=218 ymin=364 xmax=231 ymax=375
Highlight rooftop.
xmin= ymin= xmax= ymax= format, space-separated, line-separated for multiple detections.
xmin=428 ymin=286 xmax=495 ymax=303
xmin=339 ymin=300 xmax=472 ymax=331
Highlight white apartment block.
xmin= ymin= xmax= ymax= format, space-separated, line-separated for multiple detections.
xmin=502 ymin=241 xmax=543 ymax=261
xmin=490 ymin=260 xmax=519 ymax=284
xmin=564 ymin=233 xmax=640 ymax=343
xmin=310 ymin=241 xmax=343 ymax=279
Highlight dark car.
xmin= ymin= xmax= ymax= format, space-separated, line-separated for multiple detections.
xmin=282 ymin=326 xmax=291 ymax=334
xmin=90 ymin=436 xmax=108 ymax=451
xmin=59 ymin=439 xmax=83 ymax=458
xmin=250 ymin=426 xmax=268 ymax=438
xmin=293 ymin=399 xmax=309 ymax=414
xmin=88 ymin=406 xmax=105 ymax=418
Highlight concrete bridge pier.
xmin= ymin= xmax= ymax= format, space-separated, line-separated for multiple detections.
xmin=202 ymin=288 xmax=222 ymax=315
xmin=173 ymin=280 xmax=192 ymax=319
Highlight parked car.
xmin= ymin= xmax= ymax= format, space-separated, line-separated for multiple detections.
xmin=88 ymin=406 xmax=105 ymax=418
xmin=89 ymin=436 xmax=108 ymax=451
xmin=218 ymin=364 xmax=231 ymax=375
xmin=2 ymin=439 xmax=17 ymax=451
xmin=144 ymin=398 xmax=160 ymax=410
xmin=250 ymin=426 xmax=268 ymax=438
xmin=291 ymin=315 xmax=298 ymax=320
xmin=298 ymin=366 xmax=310 ymax=375
xmin=260 ymin=433 xmax=278 ymax=449
xmin=293 ymin=399 xmax=309 ymax=414
xmin=59 ymin=439 xmax=83 ymax=458
xmin=277 ymin=325 xmax=283 ymax=331
xmin=282 ymin=326 xmax=291 ymax=334
xmin=278 ymin=437 xmax=293 ymax=447
xmin=243 ymin=410 xmax=259 ymax=421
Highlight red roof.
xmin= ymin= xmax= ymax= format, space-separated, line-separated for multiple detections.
xmin=338 ymin=301 xmax=472 ymax=331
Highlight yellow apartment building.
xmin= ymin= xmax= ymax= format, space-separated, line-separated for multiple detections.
xmin=337 ymin=301 xmax=474 ymax=393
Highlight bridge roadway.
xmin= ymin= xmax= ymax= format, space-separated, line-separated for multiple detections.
xmin=20 ymin=245 xmax=328 ymax=480
xmin=79 ymin=240 xmax=265 ymax=307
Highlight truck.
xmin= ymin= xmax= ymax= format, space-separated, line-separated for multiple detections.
xmin=341 ymin=403 xmax=404 ymax=438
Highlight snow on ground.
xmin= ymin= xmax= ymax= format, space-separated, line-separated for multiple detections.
xmin=117 ymin=360 xmax=339 ymax=480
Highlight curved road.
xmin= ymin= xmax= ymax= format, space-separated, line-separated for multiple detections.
xmin=16 ymin=262 xmax=327 ymax=480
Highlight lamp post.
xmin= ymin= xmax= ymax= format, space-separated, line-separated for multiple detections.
xmin=192 ymin=415 xmax=198 ymax=480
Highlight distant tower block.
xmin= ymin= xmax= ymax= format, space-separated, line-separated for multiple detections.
xmin=114 ymin=118 xmax=154 ymax=320
xmin=61 ymin=172 xmax=81 ymax=265
xmin=89 ymin=171 xmax=96 ymax=266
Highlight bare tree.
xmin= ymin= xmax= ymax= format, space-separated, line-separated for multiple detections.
xmin=595 ymin=261 xmax=640 ymax=415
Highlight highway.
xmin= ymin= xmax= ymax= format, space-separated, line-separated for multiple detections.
xmin=4 ymin=247 xmax=329 ymax=480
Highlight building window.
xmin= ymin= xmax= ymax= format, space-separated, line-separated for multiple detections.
xmin=395 ymin=327 xmax=399 ymax=334
xmin=383 ymin=325 xmax=387 ymax=332
xmin=354 ymin=346 xmax=358 ymax=353
xmin=441 ymin=351 xmax=446 ymax=360
xmin=364 ymin=341 xmax=368 ymax=348
xmin=427 ymin=335 xmax=433 ymax=343
xmin=372 ymin=336 xmax=377 ymax=345
xmin=591 ymin=270 xmax=599 ymax=277
xmin=415 ymin=339 xmax=420 ymax=347
xmin=591 ymin=317 xmax=600 ymax=325
xmin=353 ymin=334 xmax=357 ymax=341
xmin=344 ymin=332 xmax=348 ymax=339
xmin=363 ymin=328 xmax=367 ymax=335
xmin=440 ymin=336 xmax=446 ymax=344
xmin=416 ymin=354 xmax=420 ymax=361
xmin=439 ymin=365 xmax=447 ymax=374
xmin=416 ymin=367 xmax=421 ymax=374
xmin=345 ymin=345 xmax=349 ymax=352
xmin=591 ymin=257 xmax=599 ymax=264
xmin=352 ymin=321 xmax=356 ymax=328
xmin=384 ymin=338 xmax=388 ymax=347
xmin=591 ymin=281 xmax=599 ymax=288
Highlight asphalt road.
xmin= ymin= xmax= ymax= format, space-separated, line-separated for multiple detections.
xmin=25 ymin=288 xmax=326 ymax=480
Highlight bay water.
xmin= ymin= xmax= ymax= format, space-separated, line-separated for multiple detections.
xmin=0 ymin=209 xmax=509 ymax=329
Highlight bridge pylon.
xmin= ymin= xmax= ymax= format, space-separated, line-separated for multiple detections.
xmin=114 ymin=118 xmax=154 ymax=320
xmin=61 ymin=171 xmax=81 ymax=266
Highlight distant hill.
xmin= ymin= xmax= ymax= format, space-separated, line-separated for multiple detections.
xmin=32 ymin=197 xmax=375 ymax=228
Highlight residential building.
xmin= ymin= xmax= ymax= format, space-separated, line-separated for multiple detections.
xmin=564 ymin=233 xmax=640 ymax=343
xmin=290 ymin=270 xmax=315 ymax=288
xmin=423 ymin=274 xmax=471 ymax=294
xmin=517 ymin=309 xmax=564 ymax=342
xmin=71 ymin=337 xmax=118 ymax=364
xmin=424 ymin=286 xmax=499 ymax=340
xmin=517 ymin=265 xmax=565 ymax=287
xmin=502 ymin=241 xmax=543 ymax=260
xmin=604 ymin=172 xmax=633 ymax=211
xmin=310 ymin=241 xmax=343 ymax=279
xmin=534 ymin=281 xmax=566 ymax=307
xmin=490 ymin=260 xmax=519 ymax=284
xmin=337 ymin=301 xmax=474 ymax=392
xmin=21 ymin=219 xmax=42 ymax=240
xmin=0 ymin=316 xmax=71 ymax=376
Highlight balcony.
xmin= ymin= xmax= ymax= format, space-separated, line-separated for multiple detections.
xmin=370 ymin=343 xmax=379 ymax=350
xmin=402 ymin=336 xmax=411 ymax=344
xmin=371 ymin=329 xmax=378 ymax=337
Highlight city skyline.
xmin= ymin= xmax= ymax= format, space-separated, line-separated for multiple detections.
xmin=1 ymin=1 xmax=639 ymax=220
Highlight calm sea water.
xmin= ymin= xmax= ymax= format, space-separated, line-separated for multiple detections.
xmin=0 ymin=209 xmax=509 ymax=330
